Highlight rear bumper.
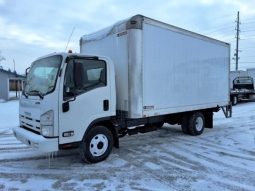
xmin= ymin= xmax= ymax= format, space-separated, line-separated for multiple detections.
xmin=13 ymin=127 xmax=58 ymax=153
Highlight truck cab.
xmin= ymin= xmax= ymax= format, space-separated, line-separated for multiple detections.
xmin=230 ymin=76 xmax=255 ymax=105
xmin=13 ymin=53 xmax=117 ymax=163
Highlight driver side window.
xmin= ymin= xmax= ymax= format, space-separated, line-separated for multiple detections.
xmin=64 ymin=58 xmax=106 ymax=100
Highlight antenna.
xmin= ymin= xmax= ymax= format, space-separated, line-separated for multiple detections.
xmin=13 ymin=59 xmax=16 ymax=72
xmin=64 ymin=26 xmax=76 ymax=52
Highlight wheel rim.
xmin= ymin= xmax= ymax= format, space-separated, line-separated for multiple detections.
xmin=233 ymin=97 xmax=237 ymax=104
xmin=89 ymin=134 xmax=108 ymax=157
xmin=195 ymin=116 xmax=204 ymax=132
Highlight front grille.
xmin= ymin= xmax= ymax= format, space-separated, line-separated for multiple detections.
xmin=20 ymin=114 xmax=41 ymax=133
xmin=21 ymin=125 xmax=40 ymax=135
xmin=25 ymin=117 xmax=33 ymax=120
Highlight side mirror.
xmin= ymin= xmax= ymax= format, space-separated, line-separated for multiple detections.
xmin=64 ymin=86 xmax=76 ymax=98
xmin=62 ymin=102 xmax=70 ymax=112
xmin=25 ymin=67 xmax=30 ymax=77
xmin=63 ymin=86 xmax=76 ymax=112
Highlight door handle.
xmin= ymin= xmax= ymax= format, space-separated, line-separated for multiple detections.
xmin=103 ymin=100 xmax=109 ymax=111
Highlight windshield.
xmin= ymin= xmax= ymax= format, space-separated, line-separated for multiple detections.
xmin=234 ymin=77 xmax=253 ymax=84
xmin=24 ymin=55 xmax=62 ymax=96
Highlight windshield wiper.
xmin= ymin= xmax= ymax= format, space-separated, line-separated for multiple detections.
xmin=28 ymin=90 xmax=44 ymax=99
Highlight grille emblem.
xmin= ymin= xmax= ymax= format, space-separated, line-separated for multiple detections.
xmin=24 ymin=112 xmax=31 ymax=116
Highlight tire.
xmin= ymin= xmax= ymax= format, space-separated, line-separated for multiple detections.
xmin=232 ymin=96 xmax=238 ymax=105
xmin=188 ymin=112 xmax=205 ymax=136
xmin=153 ymin=122 xmax=164 ymax=129
xmin=181 ymin=114 xmax=190 ymax=134
xmin=79 ymin=125 xmax=113 ymax=163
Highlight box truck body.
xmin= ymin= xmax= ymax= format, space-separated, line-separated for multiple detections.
xmin=80 ymin=15 xmax=230 ymax=118
xmin=13 ymin=15 xmax=231 ymax=163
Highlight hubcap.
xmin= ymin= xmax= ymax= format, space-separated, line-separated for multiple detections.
xmin=233 ymin=97 xmax=237 ymax=104
xmin=195 ymin=117 xmax=204 ymax=132
xmin=89 ymin=134 xmax=108 ymax=157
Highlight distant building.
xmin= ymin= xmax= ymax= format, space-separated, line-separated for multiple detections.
xmin=0 ymin=69 xmax=25 ymax=100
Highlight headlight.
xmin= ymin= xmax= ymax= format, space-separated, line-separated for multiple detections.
xmin=40 ymin=110 xmax=54 ymax=125
xmin=41 ymin=126 xmax=54 ymax=137
xmin=40 ymin=110 xmax=54 ymax=137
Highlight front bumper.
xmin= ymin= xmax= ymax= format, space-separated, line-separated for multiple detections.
xmin=13 ymin=127 xmax=58 ymax=153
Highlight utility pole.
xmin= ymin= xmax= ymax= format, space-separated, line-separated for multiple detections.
xmin=235 ymin=11 xmax=240 ymax=71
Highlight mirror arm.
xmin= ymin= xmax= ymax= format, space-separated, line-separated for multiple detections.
xmin=25 ymin=67 xmax=30 ymax=76
xmin=62 ymin=95 xmax=76 ymax=113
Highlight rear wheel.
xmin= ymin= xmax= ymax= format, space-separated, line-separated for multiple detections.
xmin=153 ymin=122 xmax=164 ymax=129
xmin=79 ymin=125 xmax=113 ymax=163
xmin=232 ymin=96 xmax=238 ymax=105
xmin=188 ymin=112 xmax=205 ymax=136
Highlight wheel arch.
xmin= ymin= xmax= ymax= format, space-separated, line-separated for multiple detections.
xmin=83 ymin=117 xmax=119 ymax=148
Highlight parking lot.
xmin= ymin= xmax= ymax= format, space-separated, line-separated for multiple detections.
xmin=0 ymin=100 xmax=255 ymax=191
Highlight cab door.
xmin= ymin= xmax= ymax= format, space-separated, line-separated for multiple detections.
xmin=58 ymin=57 xmax=112 ymax=144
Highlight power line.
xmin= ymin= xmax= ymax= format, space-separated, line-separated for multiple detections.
xmin=240 ymin=56 xmax=255 ymax=58
xmin=242 ymin=29 xmax=255 ymax=33
xmin=243 ymin=46 xmax=255 ymax=49
xmin=242 ymin=35 xmax=255 ymax=38
xmin=208 ymin=13 xmax=236 ymax=20
xmin=241 ymin=27 xmax=255 ymax=31
xmin=241 ymin=37 xmax=255 ymax=40
xmin=242 ymin=20 xmax=255 ymax=24
xmin=203 ymin=24 xmax=235 ymax=35
xmin=242 ymin=17 xmax=255 ymax=22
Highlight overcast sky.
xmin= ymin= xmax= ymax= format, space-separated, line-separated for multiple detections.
xmin=0 ymin=0 xmax=255 ymax=73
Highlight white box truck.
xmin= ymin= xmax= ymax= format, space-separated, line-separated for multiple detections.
xmin=13 ymin=15 xmax=231 ymax=163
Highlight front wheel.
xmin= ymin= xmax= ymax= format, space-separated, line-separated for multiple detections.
xmin=79 ymin=126 xmax=113 ymax=163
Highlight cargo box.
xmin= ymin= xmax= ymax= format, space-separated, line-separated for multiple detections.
xmin=80 ymin=15 xmax=230 ymax=118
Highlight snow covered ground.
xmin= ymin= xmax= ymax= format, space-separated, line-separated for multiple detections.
xmin=0 ymin=100 xmax=255 ymax=191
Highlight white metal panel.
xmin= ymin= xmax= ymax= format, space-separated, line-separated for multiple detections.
xmin=13 ymin=126 xmax=58 ymax=152
xmin=58 ymin=56 xmax=115 ymax=144
xmin=19 ymin=81 xmax=61 ymax=137
xmin=128 ymin=29 xmax=143 ymax=118
xmin=80 ymin=15 xmax=230 ymax=118
xmin=81 ymin=32 xmax=129 ymax=112
xmin=142 ymin=23 xmax=229 ymax=116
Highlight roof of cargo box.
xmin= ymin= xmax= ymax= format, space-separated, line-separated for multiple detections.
xmin=80 ymin=15 xmax=230 ymax=47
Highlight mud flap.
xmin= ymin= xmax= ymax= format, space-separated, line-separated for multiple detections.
xmin=204 ymin=111 xmax=213 ymax=129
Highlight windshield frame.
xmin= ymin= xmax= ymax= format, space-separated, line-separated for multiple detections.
xmin=24 ymin=55 xmax=63 ymax=97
